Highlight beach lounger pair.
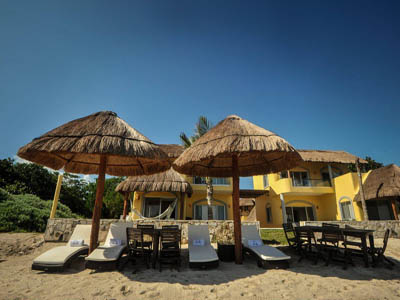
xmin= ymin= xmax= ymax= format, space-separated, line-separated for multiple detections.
xmin=188 ymin=224 xmax=290 ymax=269
xmin=32 ymin=223 xmax=131 ymax=271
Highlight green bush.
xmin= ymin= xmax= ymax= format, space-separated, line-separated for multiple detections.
xmin=0 ymin=188 xmax=80 ymax=232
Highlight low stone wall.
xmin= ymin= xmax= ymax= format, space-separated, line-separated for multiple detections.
xmin=303 ymin=220 xmax=400 ymax=238
xmin=44 ymin=218 xmax=259 ymax=244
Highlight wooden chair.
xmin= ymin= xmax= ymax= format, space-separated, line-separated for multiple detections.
xmin=318 ymin=227 xmax=343 ymax=247
xmin=137 ymin=224 xmax=155 ymax=249
xmin=295 ymin=227 xmax=320 ymax=264
xmin=319 ymin=228 xmax=353 ymax=270
xmin=282 ymin=223 xmax=298 ymax=249
xmin=126 ymin=228 xmax=153 ymax=269
xmin=159 ymin=228 xmax=181 ymax=272
xmin=369 ymin=229 xmax=395 ymax=269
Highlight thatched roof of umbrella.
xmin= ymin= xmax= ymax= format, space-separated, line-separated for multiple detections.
xmin=17 ymin=111 xmax=170 ymax=176
xmin=298 ymin=150 xmax=367 ymax=164
xmin=173 ymin=115 xmax=302 ymax=177
xmin=115 ymin=168 xmax=193 ymax=196
xmin=157 ymin=144 xmax=184 ymax=163
xmin=354 ymin=164 xmax=400 ymax=202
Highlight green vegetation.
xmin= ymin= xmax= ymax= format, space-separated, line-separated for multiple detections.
xmin=0 ymin=158 xmax=127 ymax=226
xmin=0 ymin=188 xmax=79 ymax=232
xmin=259 ymin=229 xmax=288 ymax=246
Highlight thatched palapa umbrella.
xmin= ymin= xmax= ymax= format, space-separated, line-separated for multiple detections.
xmin=173 ymin=115 xmax=302 ymax=263
xmin=116 ymin=168 xmax=192 ymax=219
xmin=17 ymin=111 xmax=170 ymax=252
xmin=354 ymin=164 xmax=400 ymax=220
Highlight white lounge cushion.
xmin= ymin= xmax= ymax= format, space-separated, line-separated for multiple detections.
xmin=33 ymin=245 xmax=88 ymax=265
xmin=85 ymin=223 xmax=132 ymax=263
xmin=70 ymin=239 xmax=84 ymax=247
xmin=242 ymin=225 xmax=291 ymax=261
xmin=188 ymin=225 xmax=218 ymax=263
xmin=188 ymin=244 xmax=219 ymax=263
xmin=85 ymin=245 xmax=126 ymax=262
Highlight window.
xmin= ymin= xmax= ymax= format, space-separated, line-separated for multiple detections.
xmin=143 ymin=197 xmax=176 ymax=219
xmin=266 ymin=204 xmax=272 ymax=223
xmin=366 ymin=200 xmax=395 ymax=220
xmin=193 ymin=177 xmax=229 ymax=185
xmin=263 ymin=175 xmax=269 ymax=188
xmin=280 ymin=171 xmax=288 ymax=179
xmin=194 ymin=204 xmax=226 ymax=220
xmin=285 ymin=206 xmax=315 ymax=222
xmin=340 ymin=201 xmax=353 ymax=220
xmin=290 ymin=171 xmax=310 ymax=187
xmin=321 ymin=166 xmax=343 ymax=185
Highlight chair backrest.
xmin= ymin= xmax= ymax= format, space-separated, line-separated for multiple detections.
xmin=295 ymin=227 xmax=316 ymax=244
xmin=160 ymin=229 xmax=181 ymax=250
xmin=188 ymin=225 xmax=211 ymax=245
xmin=241 ymin=225 xmax=262 ymax=245
xmin=381 ymin=229 xmax=391 ymax=253
xmin=104 ymin=222 xmax=132 ymax=246
xmin=126 ymin=228 xmax=144 ymax=249
xmin=321 ymin=227 xmax=343 ymax=244
xmin=69 ymin=225 xmax=92 ymax=246
xmin=162 ymin=225 xmax=179 ymax=230
xmin=282 ymin=223 xmax=296 ymax=245
xmin=322 ymin=223 xmax=339 ymax=228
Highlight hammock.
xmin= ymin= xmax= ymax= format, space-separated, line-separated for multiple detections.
xmin=130 ymin=199 xmax=177 ymax=220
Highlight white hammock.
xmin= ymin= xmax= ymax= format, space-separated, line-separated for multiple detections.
xmin=130 ymin=199 xmax=177 ymax=220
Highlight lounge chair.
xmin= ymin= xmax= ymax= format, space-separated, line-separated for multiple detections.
xmin=32 ymin=224 xmax=91 ymax=272
xmin=242 ymin=225 xmax=291 ymax=269
xmin=188 ymin=225 xmax=219 ymax=269
xmin=85 ymin=222 xmax=132 ymax=270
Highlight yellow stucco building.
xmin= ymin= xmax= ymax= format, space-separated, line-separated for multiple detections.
xmin=127 ymin=146 xmax=399 ymax=226
xmin=252 ymin=150 xmax=399 ymax=228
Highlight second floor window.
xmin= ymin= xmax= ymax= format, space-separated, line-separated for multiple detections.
xmin=290 ymin=171 xmax=310 ymax=187
xmin=193 ymin=177 xmax=229 ymax=185
xmin=263 ymin=175 xmax=269 ymax=188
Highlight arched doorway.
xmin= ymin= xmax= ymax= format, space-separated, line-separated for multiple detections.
xmin=285 ymin=200 xmax=316 ymax=222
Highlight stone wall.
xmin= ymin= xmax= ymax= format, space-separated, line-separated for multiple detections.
xmin=303 ymin=220 xmax=400 ymax=238
xmin=44 ymin=218 xmax=259 ymax=244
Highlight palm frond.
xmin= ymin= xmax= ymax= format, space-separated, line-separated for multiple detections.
xmin=196 ymin=116 xmax=212 ymax=137
xmin=179 ymin=132 xmax=192 ymax=149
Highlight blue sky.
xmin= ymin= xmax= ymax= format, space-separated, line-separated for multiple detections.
xmin=1 ymin=0 xmax=399 ymax=188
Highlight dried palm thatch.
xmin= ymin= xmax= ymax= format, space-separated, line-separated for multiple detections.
xmin=239 ymin=198 xmax=255 ymax=207
xmin=354 ymin=164 xmax=400 ymax=202
xmin=157 ymin=144 xmax=184 ymax=163
xmin=173 ymin=115 xmax=302 ymax=177
xmin=115 ymin=168 xmax=192 ymax=196
xmin=17 ymin=111 xmax=170 ymax=176
xmin=298 ymin=150 xmax=367 ymax=164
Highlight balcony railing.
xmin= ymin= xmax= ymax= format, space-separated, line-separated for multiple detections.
xmin=291 ymin=179 xmax=332 ymax=187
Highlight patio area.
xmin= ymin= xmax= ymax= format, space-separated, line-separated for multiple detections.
xmin=1 ymin=232 xmax=399 ymax=300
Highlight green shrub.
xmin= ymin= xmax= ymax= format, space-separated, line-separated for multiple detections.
xmin=0 ymin=188 xmax=80 ymax=232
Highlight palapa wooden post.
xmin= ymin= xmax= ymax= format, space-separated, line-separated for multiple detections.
xmin=356 ymin=159 xmax=369 ymax=221
xmin=180 ymin=192 xmax=185 ymax=220
xmin=232 ymin=154 xmax=242 ymax=264
xmin=122 ymin=192 xmax=129 ymax=220
xmin=392 ymin=199 xmax=398 ymax=220
xmin=50 ymin=174 xmax=63 ymax=219
xmin=89 ymin=155 xmax=107 ymax=253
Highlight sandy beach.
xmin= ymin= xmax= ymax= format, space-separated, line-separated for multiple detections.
xmin=1 ymin=233 xmax=399 ymax=300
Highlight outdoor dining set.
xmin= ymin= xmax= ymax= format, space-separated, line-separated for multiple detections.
xmin=282 ymin=223 xmax=395 ymax=269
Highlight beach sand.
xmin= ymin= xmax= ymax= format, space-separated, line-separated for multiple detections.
xmin=1 ymin=233 xmax=399 ymax=300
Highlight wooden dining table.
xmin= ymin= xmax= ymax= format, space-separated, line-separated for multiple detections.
xmin=140 ymin=228 xmax=161 ymax=269
xmin=296 ymin=225 xmax=375 ymax=267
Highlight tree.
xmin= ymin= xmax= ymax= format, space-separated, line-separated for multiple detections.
xmin=180 ymin=116 xmax=215 ymax=219
xmin=348 ymin=156 xmax=383 ymax=172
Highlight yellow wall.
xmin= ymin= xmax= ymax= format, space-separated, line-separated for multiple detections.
xmin=129 ymin=189 xmax=233 ymax=220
